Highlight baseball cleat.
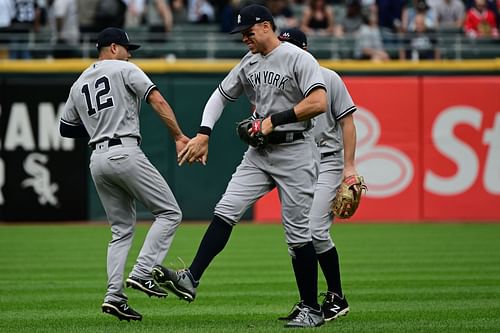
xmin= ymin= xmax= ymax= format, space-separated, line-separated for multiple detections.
xmin=321 ymin=291 xmax=349 ymax=321
xmin=284 ymin=304 xmax=325 ymax=328
xmin=126 ymin=276 xmax=168 ymax=298
xmin=101 ymin=301 xmax=142 ymax=321
xmin=152 ymin=265 xmax=197 ymax=302
xmin=278 ymin=301 xmax=303 ymax=321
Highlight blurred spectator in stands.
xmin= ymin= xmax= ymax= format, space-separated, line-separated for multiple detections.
xmin=219 ymin=0 xmax=240 ymax=33
xmin=354 ymin=9 xmax=390 ymax=61
xmin=94 ymin=0 xmax=128 ymax=31
xmin=300 ymin=0 xmax=335 ymax=36
xmin=336 ymin=0 xmax=364 ymax=36
xmin=376 ymin=0 xmax=406 ymax=34
xmin=9 ymin=0 xmax=44 ymax=58
xmin=145 ymin=0 xmax=174 ymax=42
xmin=125 ymin=0 xmax=145 ymax=27
xmin=77 ymin=0 xmax=99 ymax=37
xmin=434 ymin=0 xmax=465 ymax=30
xmin=267 ymin=0 xmax=297 ymax=32
xmin=48 ymin=0 xmax=80 ymax=58
xmin=399 ymin=13 xmax=440 ymax=60
xmin=0 ymin=0 xmax=15 ymax=54
xmin=171 ymin=0 xmax=188 ymax=23
xmin=466 ymin=0 xmax=499 ymax=29
xmin=187 ymin=0 xmax=215 ymax=23
xmin=464 ymin=0 xmax=499 ymax=37
xmin=402 ymin=0 xmax=437 ymax=31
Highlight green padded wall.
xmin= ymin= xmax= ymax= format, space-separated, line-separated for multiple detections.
xmin=88 ymin=74 xmax=253 ymax=221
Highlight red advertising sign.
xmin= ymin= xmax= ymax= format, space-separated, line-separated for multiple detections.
xmin=422 ymin=77 xmax=500 ymax=220
xmin=254 ymin=76 xmax=500 ymax=222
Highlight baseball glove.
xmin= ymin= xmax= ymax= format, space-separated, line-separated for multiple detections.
xmin=332 ymin=175 xmax=367 ymax=219
xmin=236 ymin=117 xmax=268 ymax=148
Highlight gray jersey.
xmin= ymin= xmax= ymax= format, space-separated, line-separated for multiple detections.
xmin=60 ymin=58 xmax=181 ymax=305
xmin=313 ymin=67 xmax=356 ymax=154
xmin=61 ymin=60 xmax=156 ymax=145
xmin=218 ymin=42 xmax=326 ymax=133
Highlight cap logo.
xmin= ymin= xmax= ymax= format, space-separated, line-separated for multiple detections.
xmin=237 ymin=14 xmax=241 ymax=24
xmin=282 ymin=32 xmax=290 ymax=38
xmin=256 ymin=17 xmax=261 ymax=21
xmin=124 ymin=32 xmax=130 ymax=42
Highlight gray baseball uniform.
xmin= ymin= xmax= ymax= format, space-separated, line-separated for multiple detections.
xmin=310 ymin=67 xmax=356 ymax=253
xmin=61 ymin=60 xmax=181 ymax=303
xmin=214 ymin=42 xmax=326 ymax=246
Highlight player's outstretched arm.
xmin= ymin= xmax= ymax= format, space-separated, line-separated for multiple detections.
xmin=147 ymin=89 xmax=190 ymax=153
xmin=339 ymin=113 xmax=357 ymax=178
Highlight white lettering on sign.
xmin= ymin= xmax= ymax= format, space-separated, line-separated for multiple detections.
xmin=1 ymin=102 xmax=74 ymax=152
xmin=4 ymin=103 xmax=36 ymax=150
xmin=425 ymin=106 xmax=481 ymax=195
xmin=483 ymin=113 xmax=500 ymax=194
xmin=38 ymin=102 xmax=74 ymax=151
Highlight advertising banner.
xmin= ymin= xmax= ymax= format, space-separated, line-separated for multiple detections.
xmin=422 ymin=77 xmax=500 ymax=220
xmin=0 ymin=78 xmax=87 ymax=221
xmin=255 ymin=76 xmax=500 ymax=222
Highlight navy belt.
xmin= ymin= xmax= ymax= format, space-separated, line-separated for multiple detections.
xmin=267 ymin=132 xmax=304 ymax=144
xmin=90 ymin=138 xmax=138 ymax=151
xmin=321 ymin=151 xmax=336 ymax=159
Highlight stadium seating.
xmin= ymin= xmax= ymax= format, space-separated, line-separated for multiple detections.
xmin=0 ymin=23 xmax=499 ymax=60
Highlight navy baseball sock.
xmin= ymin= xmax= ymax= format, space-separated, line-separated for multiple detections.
xmin=189 ymin=215 xmax=233 ymax=281
xmin=291 ymin=242 xmax=320 ymax=310
xmin=318 ymin=247 xmax=343 ymax=297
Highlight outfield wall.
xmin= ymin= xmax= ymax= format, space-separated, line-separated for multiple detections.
xmin=256 ymin=76 xmax=500 ymax=222
xmin=0 ymin=59 xmax=499 ymax=222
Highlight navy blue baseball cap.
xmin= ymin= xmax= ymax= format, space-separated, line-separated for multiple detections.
xmin=230 ymin=4 xmax=275 ymax=34
xmin=278 ymin=28 xmax=308 ymax=49
xmin=96 ymin=27 xmax=141 ymax=50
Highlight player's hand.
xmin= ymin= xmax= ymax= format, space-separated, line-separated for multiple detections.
xmin=343 ymin=166 xmax=357 ymax=180
xmin=175 ymin=134 xmax=190 ymax=156
xmin=246 ymin=117 xmax=273 ymax=137
xmin=178 ymin=134 xmax=209 ymax=166
xmin=260 ymin=117 xmax=274 ymax=136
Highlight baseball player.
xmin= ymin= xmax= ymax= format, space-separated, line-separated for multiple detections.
xmin=152 ymin=4 xmax=328 ymax=328
xmin=59 ymin=27 xmax=189 ymax=321
xmin=277 ymin=28 xmax=358 ymax=322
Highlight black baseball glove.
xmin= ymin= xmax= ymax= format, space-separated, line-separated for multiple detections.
xmin=236 ymin=117 xmax=268 ymax=148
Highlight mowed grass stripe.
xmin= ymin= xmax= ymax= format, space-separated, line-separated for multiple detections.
xmin=0 ymin=223 xmax=499 ymax=333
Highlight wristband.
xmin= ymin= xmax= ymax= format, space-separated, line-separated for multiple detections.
xmin=198 ymin=126 xmax=212 ymax=136
xmin=270 ymin=109 xmax=298 ymax=127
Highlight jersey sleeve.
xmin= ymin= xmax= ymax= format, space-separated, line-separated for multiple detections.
xmin=123 ymin=63 xmax=157 ymax=101
xmin=218 ymin=62 xmax=244 ymax=102
xmin=294 ymin=52 xmax=326 ymax=97
xmin=60 ymin=89 xmax=82 ymax=126
xmin=329 ymin=71 xmax=356 ymax=120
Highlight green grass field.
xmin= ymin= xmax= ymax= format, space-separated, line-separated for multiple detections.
xmin=1 ymin=222 xmax=499 ymax=333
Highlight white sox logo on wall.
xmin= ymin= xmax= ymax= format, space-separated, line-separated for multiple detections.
xmin=354 ymin=108 xmax=413 ymax=198
xmin=21 ymin=153 xmax=59 ymax=207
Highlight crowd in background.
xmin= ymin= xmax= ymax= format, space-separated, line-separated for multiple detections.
xmin=0 ymin=0 xmax=499 ymax=60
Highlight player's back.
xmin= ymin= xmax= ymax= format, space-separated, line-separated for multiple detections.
xmin=69 ymin=60 xmax=143 ymax=143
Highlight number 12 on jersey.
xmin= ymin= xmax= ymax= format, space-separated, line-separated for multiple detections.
xmin=81 ymin=76 xmax=115 ymax=116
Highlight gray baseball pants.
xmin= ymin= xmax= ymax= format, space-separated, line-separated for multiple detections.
xmin=309 ymin=152 xmax=344 ymax=254
xmin=90 ymin=138 xmax=181 ymax=303
xmin=214 ymin=137 xmax=320 ymax=247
